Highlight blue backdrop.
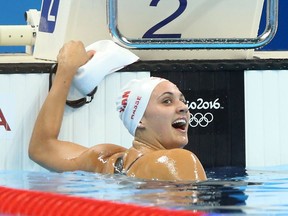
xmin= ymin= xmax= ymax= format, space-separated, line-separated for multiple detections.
xmin=258 ymin=0 xmax=288 ymax=51
xmin=0 ymin=0 xmax=287 ymax=53
xmin=0 ymin=0 xmax=41 ymax=53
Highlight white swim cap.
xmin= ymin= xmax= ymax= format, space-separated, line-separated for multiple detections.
xmin=73 ymin=40 xmax=139 ymax=95
xmin=116 ymin=77 xmax=166 ymax=136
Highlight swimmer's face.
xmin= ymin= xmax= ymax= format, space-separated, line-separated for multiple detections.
xmin=141 ymin=81 xmax=190 ymax=149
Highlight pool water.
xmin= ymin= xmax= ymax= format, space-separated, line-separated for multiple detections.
xmin=1 ymin=166 xmax=288 ymax=215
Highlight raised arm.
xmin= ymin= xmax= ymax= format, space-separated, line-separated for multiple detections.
xmin=29 ymin=41 xmax=125 ymax=173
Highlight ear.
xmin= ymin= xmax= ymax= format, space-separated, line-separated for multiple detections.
xmin=137 ymin=121 xmax=145 ymax=129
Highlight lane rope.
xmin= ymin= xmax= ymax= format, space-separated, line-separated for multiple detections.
xmin=0 ymin=186 xmax=206 ymax=216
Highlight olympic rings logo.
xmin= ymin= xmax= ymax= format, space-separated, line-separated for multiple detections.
xmin=189 ymin=112 xmax=213 ymax=128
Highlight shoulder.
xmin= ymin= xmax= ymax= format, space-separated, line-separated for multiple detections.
xmin=129 ymin=149 xmax=207 ymax=181
xmin=149 ymin=148 xmax=198 ymax=164
xmin=77 ymin=143 xmax=127 ymax=173
xmin=158 ymin=148 xmax=195 ymax=157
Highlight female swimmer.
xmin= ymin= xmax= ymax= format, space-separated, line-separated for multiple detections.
xmin=29 ymin=40 xmax=206 ymax=181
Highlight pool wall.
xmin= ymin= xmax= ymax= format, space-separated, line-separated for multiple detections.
xmin=1 ymin=59 xmax=288 ymax=170
xmin=245 ymin=69 xmax=288 ymax=167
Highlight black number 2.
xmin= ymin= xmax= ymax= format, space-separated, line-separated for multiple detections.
xmin=143 ymin=0 xmax=187 ymax=38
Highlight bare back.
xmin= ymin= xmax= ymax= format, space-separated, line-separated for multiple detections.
xmin=124 ymin=148 xmax=206 ymax=181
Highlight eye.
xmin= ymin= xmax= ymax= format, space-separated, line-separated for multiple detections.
xmin=163 ymin=98 xmax=172 ymax=104
xmin=180 ymin=97 xmax=187 ymax=104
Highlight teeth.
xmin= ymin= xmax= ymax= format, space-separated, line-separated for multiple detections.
xmin=173 ymin=119 xmax=186 ymax=125
xmin=172 ymin=119 xmax=187 ymax=128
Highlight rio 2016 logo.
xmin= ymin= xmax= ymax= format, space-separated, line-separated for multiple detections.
xmin=186 ymin=98 xmax=223 ymax=128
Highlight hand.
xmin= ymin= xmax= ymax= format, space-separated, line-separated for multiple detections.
xmin=57 ymin=40 xmax=95 ymax=76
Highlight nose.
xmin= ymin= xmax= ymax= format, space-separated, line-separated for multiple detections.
xmin=177 ymin=100 xmax=189 ymax=114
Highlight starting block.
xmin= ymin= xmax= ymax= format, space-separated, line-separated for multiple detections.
xmin=33 ymin=0 xmax=265 ymax=61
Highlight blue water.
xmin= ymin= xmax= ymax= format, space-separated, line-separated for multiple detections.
xmin=1 ymin=166 xmax=288 ymax=215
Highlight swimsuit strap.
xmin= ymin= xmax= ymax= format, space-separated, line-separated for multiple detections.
xmin=125 ymin=154 xmax=144 ymax=173
xmin=114 ymin=153 xmax=144 ymax=175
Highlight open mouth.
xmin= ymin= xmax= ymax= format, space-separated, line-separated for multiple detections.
xmin=172 ymin=119 xmax=187 ymax=131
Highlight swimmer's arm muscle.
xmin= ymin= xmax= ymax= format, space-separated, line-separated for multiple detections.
xmin=28 ymin=66 xmax=126 ymax=172
xmin=28 ymin=64 xmax=88 ymax=172
xmin=29 ymin=41 xmax=98 ymax=172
